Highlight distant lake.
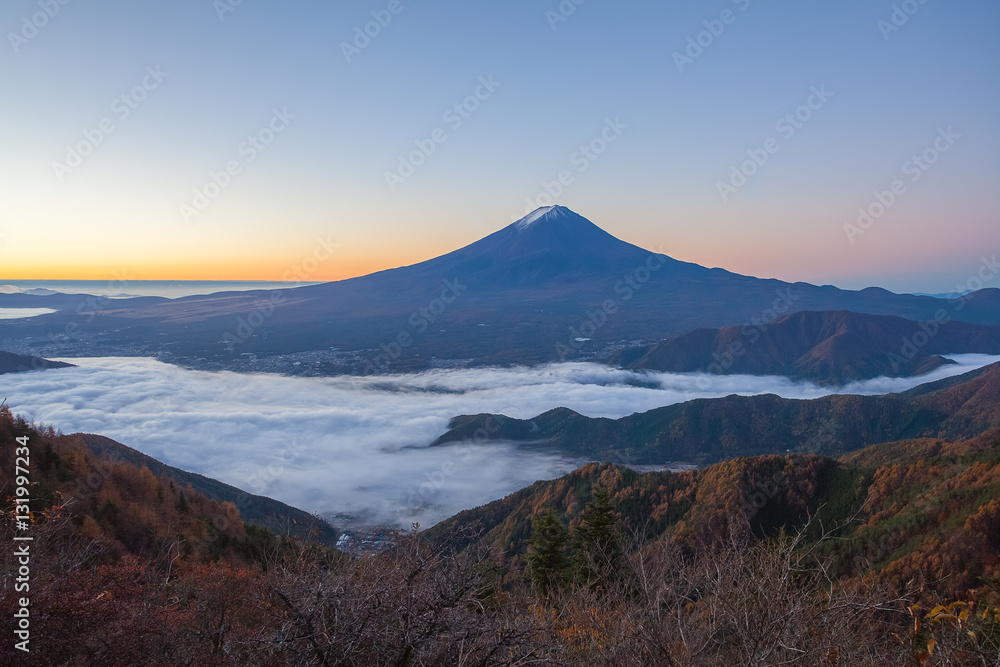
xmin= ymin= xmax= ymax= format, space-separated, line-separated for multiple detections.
xmin=0 ymin=280 xmax=321 ymax=300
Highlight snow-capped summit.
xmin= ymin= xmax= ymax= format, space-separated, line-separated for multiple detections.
xmin=386 ymin=204 xmax=674 ymax=290
xmin=62 ymin=203 xmax=1000 ymax=371
xmin=513 ymin=205 xmax=572 ymax=229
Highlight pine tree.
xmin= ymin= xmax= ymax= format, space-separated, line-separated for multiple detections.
xmin=526 ymin=509 xmax=569 ymax=596
xmin=572 ymin=487 xmax=625 ymax=590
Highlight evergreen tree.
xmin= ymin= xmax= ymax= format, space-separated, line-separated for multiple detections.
xmin=526 ymin=509 xmax=569 ymax=596
xmin=572 ymin=487 xmax=625 ymax=590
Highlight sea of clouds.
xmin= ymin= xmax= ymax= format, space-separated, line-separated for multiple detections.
xmin=2 ymin=354 xmax=998 ymax=528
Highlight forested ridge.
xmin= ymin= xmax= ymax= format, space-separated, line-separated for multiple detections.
xmin=434 ymin=361 xmax=1000 ymax=465
xmin=4 ymin=406 xmax=1000 ymax=665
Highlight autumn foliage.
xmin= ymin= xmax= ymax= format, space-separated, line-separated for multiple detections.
xmin=4 ymin=406 xmax=1000 ymax=665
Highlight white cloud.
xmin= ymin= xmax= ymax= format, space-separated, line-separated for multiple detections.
xmin=0 ymin=308 xmax=57 ymax=319
xmin=2 ymin=354 xmax=996 ymax=528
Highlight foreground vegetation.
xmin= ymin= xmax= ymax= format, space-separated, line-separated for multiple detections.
xmin=3 ymin=407 xmax=1000 ymax=665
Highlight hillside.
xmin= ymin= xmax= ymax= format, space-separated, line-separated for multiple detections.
xmin=0 ymin=350 xmax=74 ymax=374
xmin=609 ymin=310 xmax=1000 ymax=385
xmin=0 ymin=406 xmax=285 ymax=571
xmin=0 ymin=408 xmax=351 ymax=665
xmin=428 ymin=428 xmax=1000 ymax=601
xmin=75 ymin=432 xmax=337 ymax=544
xmin=5 ymin=409 xmax=999 ymax=664
xmin=432 ymin=362 xmax=1000 ymax=465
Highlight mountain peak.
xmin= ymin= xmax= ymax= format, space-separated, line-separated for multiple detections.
xmin=400 ymin=204 xmax=666 ymax=290
xmin=493 ymin=205 xmax=643 ymax=259
xmin=513 ymin=205 xmax=573 ymax=229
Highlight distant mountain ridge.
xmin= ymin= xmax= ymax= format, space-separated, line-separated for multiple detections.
xmin=0 ymin=350 xmax=74 ymax=374
xmin=432 ymin=362 xmax=1000 ymax=466
xmin=2 ymin=206 xmax=998 ymax=370
xmin=609 ymin=310 xmax=1000 ymax=385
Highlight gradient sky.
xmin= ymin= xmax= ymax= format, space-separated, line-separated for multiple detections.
xmin=0 ymin=0 xmax=997 ymax=292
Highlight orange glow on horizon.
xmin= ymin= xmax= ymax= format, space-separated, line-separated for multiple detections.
xmin=0 ymin=253 xmax=429 ymax=283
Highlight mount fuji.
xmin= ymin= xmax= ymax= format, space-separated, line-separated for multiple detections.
xmin=2 ymin=205 xmax=998 ymax=371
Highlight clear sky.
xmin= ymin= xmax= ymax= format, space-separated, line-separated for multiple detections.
xmin=0 ymin=0 xmax=997 ymax=293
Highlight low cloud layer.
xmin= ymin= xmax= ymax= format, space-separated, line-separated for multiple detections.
xmin=2 ymin=355 xmax=997 ymax=528
xmin=0 ymin=308 xmax=57 ymax=319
